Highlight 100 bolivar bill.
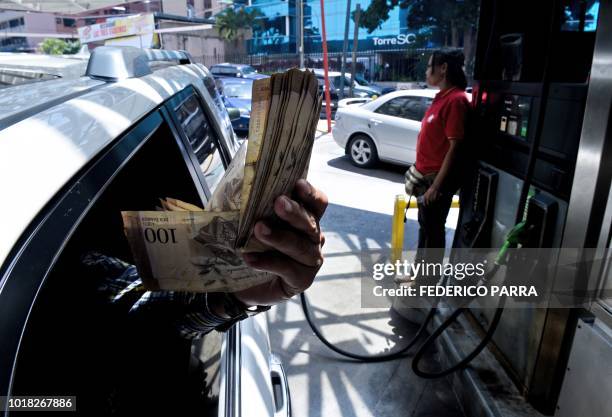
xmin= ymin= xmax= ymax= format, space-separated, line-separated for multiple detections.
xmin=121 ymin=210 xmax=273 ymax=292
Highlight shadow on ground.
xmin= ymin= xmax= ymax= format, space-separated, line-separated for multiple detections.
xmin=327 ymin=156 xmax=407 ymax=184
xmin=267 ymin=202 xmax=464 ymax=417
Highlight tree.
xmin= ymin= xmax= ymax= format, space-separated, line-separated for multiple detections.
xmin=40 ymin=38 xmax=81 ymax=55
xmin=358 ymin=0 xmax=479 ymax=72
xmin=215 ymin=7 xmax=264 ymax=42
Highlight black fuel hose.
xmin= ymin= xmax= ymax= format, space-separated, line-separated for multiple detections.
xmin=411 ymin=263 xmax=505 ymax=378
xmin=300 ymin=292 xmax=436 ymax=362
xmin=301 ymin=262 xmax=507 ymax=372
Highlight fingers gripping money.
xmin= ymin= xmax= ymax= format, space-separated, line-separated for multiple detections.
xmin=122 ymin=69 xmax=326 ymax=302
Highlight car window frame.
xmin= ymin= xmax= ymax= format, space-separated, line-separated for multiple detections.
xmin=0 ymin=109 xmax=171 ymax=400
xmin=163 ymin=86 xmax=232 ymax=200
xmin=0 ymin=84 xmax=230 ymax=400
xmin=374 ymin=95 xmax=432 ymax=122
xmin=402 ymin=96 xmax=433 ymax=122
xmin=374 ymin=96 xmax=410 ymax=118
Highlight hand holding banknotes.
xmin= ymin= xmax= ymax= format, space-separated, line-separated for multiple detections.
xmin=236 ymin=179 xmax=327 ymax=307
xmin=122 ymin=69 xmax=325 ymax=326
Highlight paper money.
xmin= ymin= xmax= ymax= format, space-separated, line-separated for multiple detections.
xmin=236 ymin=69 xmax=321 ymax=249
xmin=121 ymin=69 xmax=321 ymax=292
xmin=122 ymin=210 xmax=273 ymax=292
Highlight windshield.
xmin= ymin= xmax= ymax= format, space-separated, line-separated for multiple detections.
xmin=355 ymin=75 xmax=370 ymax=86
xmin=222 ymin=82 xmax=252 ymax=98
xmin=241 ymin=66 xmax=257 ymax=74
xmin=332 ymin=75 xmax=353 ymax=87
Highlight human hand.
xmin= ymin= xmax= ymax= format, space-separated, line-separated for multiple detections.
xmin=234 ymin=179 xmax=328 ymax=306
xmin=423 ymin=184 xmax=441 ymax=206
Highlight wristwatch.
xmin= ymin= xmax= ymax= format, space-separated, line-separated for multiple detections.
xmin=214 ymin=293 xmax=271 ymax=332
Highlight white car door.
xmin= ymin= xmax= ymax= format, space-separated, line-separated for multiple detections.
xmin=368 ymin=96 xmax=431 ymax=164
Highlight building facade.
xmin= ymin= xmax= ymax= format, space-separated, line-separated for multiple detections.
xmin=246 ymin=0 xmax=440 ymax=55
xmin=0 ymin=11 xmax=62 ymax=52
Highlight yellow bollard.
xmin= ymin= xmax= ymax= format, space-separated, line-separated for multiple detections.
xmin=391 ymin=194 xmax=460 ymax=263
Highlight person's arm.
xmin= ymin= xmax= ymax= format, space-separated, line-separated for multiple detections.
xmin=423 ymin=140 xmax=462 ymax=205
xmin=162 ymin=179 xmax=328 ymax=338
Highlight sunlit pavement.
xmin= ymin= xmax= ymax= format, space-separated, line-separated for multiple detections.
xmin=266 ymin=127 xmax=464 ymax=417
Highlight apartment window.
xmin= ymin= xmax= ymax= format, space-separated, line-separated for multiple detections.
xmin=204 ymin=0 xmax=212 ymax=8
xmin=62 ymin=18 xmax=76 ymax=28
xmin=9 ymin=18 xmax=23 ymax=28
xmin=204 ymin=11 xmax=212 ymax=18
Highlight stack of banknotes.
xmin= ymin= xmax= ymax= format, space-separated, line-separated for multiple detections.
xmin=121 ymin=69 xmax=322 ymax=293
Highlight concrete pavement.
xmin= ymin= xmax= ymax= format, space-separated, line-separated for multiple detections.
xmin=266 ymin=131 xmax=464 ymax=417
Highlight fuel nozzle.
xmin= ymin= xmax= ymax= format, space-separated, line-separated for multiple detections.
xmin=495 ymin=221 xmax=531 ymax=265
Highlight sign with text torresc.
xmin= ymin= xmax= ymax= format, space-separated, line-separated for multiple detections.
xmin=77 ymin=14 xmax=155 ymax=44
xmin=371 ymin=33 xmax=417 ymax=47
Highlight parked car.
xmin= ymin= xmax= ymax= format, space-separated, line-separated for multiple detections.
xmin=0 ymin=46 xmax=288 ymax=417
xmin=311 ymin=68 xmax=379 ymax=99
xmin=210 ymin=63 xmax=268 ymax=80
xmin=338 ymin=97 xmax=372 ymax=108
xmin=311 ymin=68 xmax=395 ymax=98
xmin=353 ymin=73 xmax=396 ymax=95
xmin=316 ymin=75 xmax=339 ymax=119
xmin=216 ymin=76 xmax=253 ymax=136
xmin=332 ymin=89 xmax=438 ymax=167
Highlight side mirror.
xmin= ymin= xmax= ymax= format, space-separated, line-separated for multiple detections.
xmin=227 ymin=107 xmax=241 ymax=121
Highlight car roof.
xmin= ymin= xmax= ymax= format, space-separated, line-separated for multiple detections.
xmin=0 ymin=52 xmax=89 ymax=78
xmin=384 ymin=88 xmax=438 ymax=99
xmin=0 ymin=51 xmax=227 ymax=268
xmin=0 ymin=77 xmax=105 ymax=127
xmin=218 ymin=76 xmax=252 ymax=84
xmin=359 ymin=88 xmax=439 ymax=111
xmin=211 ymin=63 xmax=251 ymax=69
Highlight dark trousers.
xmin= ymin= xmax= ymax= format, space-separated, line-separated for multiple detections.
xmin=416 ymin=193 xmax=454 ymax=266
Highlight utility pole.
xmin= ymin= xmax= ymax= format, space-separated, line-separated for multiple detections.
xmin=339 ymin=0 xmax=352 ymax=99
xmin=320 ymin=0 xmax=332 ymax=133
xmin=298 ymin=0 xmax=304 ymax=68
xmin=350 ymin=4 xmax=360 ymax=98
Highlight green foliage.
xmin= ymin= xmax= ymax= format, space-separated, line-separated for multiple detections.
xmin=359 ymin=0 xmax=479 ymax=41
xmin=40 ymin=38 xmax=81 ymax=55
xmin=63 ymin=40 xmax=81 ymax=54
xmin=215 ymin=7 xmax=264 ymax=42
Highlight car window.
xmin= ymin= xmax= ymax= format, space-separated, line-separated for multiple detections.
xmin=375 ymin=96 xmax=432 ymax=121
xmin=175 ymin=94 xmax=225 ymax=193
xmin=402 ymin=97 xmax=433 ymax=121
xmin=332 ymin=75 xmax=352 ymax=87
xmin=7 ymin=112 xmax=220 ymax=415
xmin=375 ymin=97 xmax=410 ymax=117
xmin=241 ymin=65 xmax=257 ymax=74
xmin=212 ymin=66 xmax=240 ymax=76
xmin=222 ymin=82 xmax=252 ymax=98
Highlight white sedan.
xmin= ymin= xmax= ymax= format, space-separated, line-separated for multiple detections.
xmin=332 ymin=89 xmax=437 ymax=168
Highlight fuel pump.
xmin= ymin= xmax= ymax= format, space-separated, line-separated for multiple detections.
xmin=302 ymin=2 xmax=603 ymax=413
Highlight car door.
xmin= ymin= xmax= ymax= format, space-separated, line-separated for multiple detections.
xmin=369 ymin=96 xmax=431 ymax=164
xmin=2 ymin=108 xmax=223 ymax=416
xmin=166 ymin=88 xmax=288 ymax=417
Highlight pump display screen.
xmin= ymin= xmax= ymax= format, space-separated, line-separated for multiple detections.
xmin=499 ymin=95 xmax=532 ymax=139
xmin=561 ymin=0 xmax=599 ymax=32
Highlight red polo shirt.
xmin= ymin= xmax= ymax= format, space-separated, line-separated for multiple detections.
xmin=415 ymin=87 xmax=470 ymax=174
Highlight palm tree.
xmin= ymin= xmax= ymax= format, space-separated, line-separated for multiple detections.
xmin=215 ymin=7 xmax=264 ymax=43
